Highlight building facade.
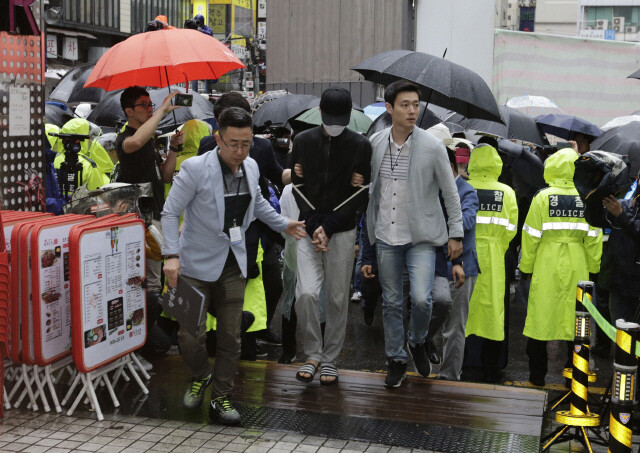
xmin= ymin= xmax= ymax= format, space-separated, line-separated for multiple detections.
xmin=264 ymin=0 xmax=414 ymax=107
xmin=578 ymin=0 xmax=640 ymax=42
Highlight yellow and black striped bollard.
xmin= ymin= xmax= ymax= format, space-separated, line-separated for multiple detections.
xmin=542 ymin=282 xmax=607 ymax=452
xmin=608 ymin=319 xmax=640 ymax=453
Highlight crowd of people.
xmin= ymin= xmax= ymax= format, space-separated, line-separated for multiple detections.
xmin=46 ymin=70 xmax=640 ymax=427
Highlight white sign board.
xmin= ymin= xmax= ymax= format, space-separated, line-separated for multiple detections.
xmin=74 ymin=222 xmax=146 ymax=372
xmin=9 ymin=86 xmax=30 ymax=137
xmin=257 ymin=21 xmax=266 ymax=40
xmin=46 ymin=34 xmax=57 ymax=58
xmin=35 ymin=221 xmax=89 ymax=364
xmin=579 ymin=29 xmax=605 ymax=40
xmin=258 ymin=0 xmax=267 ymax=19
xmin=63 ymin=36 xmax=78 ymax=61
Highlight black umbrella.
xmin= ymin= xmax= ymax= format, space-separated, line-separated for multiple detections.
xmin=49 ymin=63 xmax=106 ymax=106
xmin=45 ymin=102 xmax=74 ymax=127
xmin=352 ymin=50 xmax=503 ymax=123
xmin=448 ymin=105 xmax=545 ymax=145
xmin=250 ymin=89 xmax=290 ymax=113
xmin=87 ymin=86 xmax=214 ymax=133
xmin=628 ymin=68 xmax=640 ymax=79
xmin=535 ymin=114 xmax=602 ymax=141
xmin=366 ymin=102 xmax=443 ymax=138
xmin=252 ymin=94 xmax=319 ymax=130
xmin=591 ymin=121 xmax=640 ymax=157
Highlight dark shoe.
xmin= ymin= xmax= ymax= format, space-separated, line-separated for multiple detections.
xmin=529 ymin=375 xmax=545 ymax=387
xmin=592 ymin=342 xmax=611 ymax=358
xmin=426 ymin=341 xmax=441 ymax=365
xmin=484 ymin=369 xmax=504 ymax=384
xmin=255 ymin=343 xmax=268 ymax=359
xmin=407 ymin=341 xmax=431 ymax=377
xmin=363 ymin=309 xmax=374 ymax=326
xmin=183 ymin=374 xmax=212 ymax=409
xmin=210 ymin=396 xmax=241 ymax=425
xmin=277 ymin=351 xmax=297 ymax=364
xmin=385 ymin=360 xmax=407 ymax=388
xmin=256 ymin=329 xmax=282 ymax=345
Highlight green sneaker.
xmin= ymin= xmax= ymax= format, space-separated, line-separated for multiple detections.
xmin=210 ymin=395 xmax=241 ymax=425
xmin=183 ymin=374 xmax=212 ymax=409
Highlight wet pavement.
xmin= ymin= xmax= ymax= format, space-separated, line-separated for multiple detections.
xmin=0 ymin=283 xmax=636 ymax=452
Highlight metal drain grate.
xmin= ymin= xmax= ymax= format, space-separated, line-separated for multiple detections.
xmin=236 ymin=403 xmax=541 ymax=453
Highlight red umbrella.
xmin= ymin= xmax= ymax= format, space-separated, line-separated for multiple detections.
xmin=84 ymin=29 xmax=245 ymax=91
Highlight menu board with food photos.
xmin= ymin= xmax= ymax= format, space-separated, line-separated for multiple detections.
xmin=31 ymin=217 xmax=93 ymax=365
xmin=69 ymin=218 xmax=147 ymax=373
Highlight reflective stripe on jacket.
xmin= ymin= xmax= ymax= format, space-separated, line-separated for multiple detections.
xmin=465 ymin=145 xmax=518 ymax=341
xmin=521 ymin=149 xmax=602 ymax=341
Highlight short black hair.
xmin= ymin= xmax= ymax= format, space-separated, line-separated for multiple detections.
xmin=218 ymin=107 xmax=252 ymax=131
xmin=446 ymin=148 xmax=457 ymax=170
xmin=477 ymin=135 xmax=498 ymax=149
xmin=214 ymin=92 xmax=251 ymax=121
xmin=121 ymin=86 xmax=149 ymax=113
xmin=384 ymin=80 xmax=421 ymax=106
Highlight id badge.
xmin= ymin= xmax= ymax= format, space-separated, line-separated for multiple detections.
xmin=229 ymin=226 xmax=242 ymax=245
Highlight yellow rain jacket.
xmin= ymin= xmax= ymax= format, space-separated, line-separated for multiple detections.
xmin=164 ymin=119 xmax=211 ymax=199
xmin=521 ymin=148 xmax=602 ymax=341
xmin=466 ymin=145 xmax=518 ymax=341
xmin=53 ymin=118 xmax=110 ymax=190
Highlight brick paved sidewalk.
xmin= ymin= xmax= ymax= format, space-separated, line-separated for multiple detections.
xmin=0 ymin=408 xmax=438 ymax=453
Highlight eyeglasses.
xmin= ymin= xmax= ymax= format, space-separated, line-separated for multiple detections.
xmin=219 ymin=134 xmax=252 ymax=151
xmin=133 ymin=102 xmax=155 ymax=109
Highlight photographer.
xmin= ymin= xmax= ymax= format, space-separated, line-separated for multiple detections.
xmin=115 ymin=86 xmax=185 ymax=367
xmin=585 ymin=151 xmax=640 ymax=323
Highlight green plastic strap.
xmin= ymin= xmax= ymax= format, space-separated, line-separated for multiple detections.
xmin=579 ymin=291 xmax=640 ymax=357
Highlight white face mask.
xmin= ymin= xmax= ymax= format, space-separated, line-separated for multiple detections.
xmin=323 ymin=124 xmax=346 ymax=137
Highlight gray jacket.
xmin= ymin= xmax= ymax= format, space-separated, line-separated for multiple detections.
xmin=366 ymin=126 xmax=463 ymax=246
xmin=161 ymin=150 xmax=289 ymax=282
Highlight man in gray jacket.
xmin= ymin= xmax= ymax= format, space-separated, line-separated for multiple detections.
xmin=162 ymin=108 xmax=305 ymax=424
xmin=365 ymin=80 xmax=463 ymax=388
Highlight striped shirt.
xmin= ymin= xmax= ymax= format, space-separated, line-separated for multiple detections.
xmin=375 ymin=134 xmax=412 ymax=246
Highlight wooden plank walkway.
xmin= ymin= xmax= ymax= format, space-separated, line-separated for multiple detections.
xmin=232 ymin=361 xmax=547 ymax=438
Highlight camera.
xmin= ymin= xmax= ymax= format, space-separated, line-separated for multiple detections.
xmin=174 ymin=93 xmax=193 ymax=107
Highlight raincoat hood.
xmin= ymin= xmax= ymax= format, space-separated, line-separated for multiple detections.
xmin=182 ymin=119 xmax=211 ymax=154
xmin=45 ymin=124 xmax=62 ymax=152
xmin=60 ymin=118 xmax=91 ymax=155
xmin=544 ymin=148 xmax=577 ymax=187
xmin=468 ymin=144 xmax=502 ymax=181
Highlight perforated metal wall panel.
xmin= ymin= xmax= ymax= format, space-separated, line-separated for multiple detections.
xmin=0 ymin=32 xmax=46 ymax=212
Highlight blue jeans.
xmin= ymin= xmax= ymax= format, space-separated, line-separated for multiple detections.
xmin=376 ymin=240 xmax=436 ymax=363
xmin=353 ymin=237 xmax=364 ymax=293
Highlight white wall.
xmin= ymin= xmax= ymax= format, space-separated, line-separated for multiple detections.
xmin=415 ymin=0 xmax=496 ymax=85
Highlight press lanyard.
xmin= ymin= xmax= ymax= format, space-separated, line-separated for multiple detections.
xmin=222 ymin=164 xmax=244 ymax=227
xmin=383 ymin=131 xmax=412 ymax=194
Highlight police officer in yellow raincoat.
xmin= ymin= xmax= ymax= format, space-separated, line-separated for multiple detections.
xmin=521 ymin=148 xmax=602 ymax=386
xmin=52 ymin=118 xmax=112 ymax=191
xmin=465 ymin=144 xmax=518 ymax=382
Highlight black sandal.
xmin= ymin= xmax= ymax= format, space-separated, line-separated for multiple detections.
xmin=320 ymin=364 xmax=339 ymax=385
xmin=296 ymin=362 xmax=318 ymax=383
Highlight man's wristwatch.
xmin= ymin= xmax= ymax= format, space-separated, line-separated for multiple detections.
xmin=169 ymin=146 xmax=179 ymax=153
xmin=451 ymin=237 xmax=463 ymax=242
xmin=163 ymin=254 xmax=179 ymax=260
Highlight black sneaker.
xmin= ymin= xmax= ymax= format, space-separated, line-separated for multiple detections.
xmin=210 ymin=395 xmax=241 ymax=425
xmin=256 ymin=329 xmax=282 ymax=345
xmin=256 ymin=343 xmax=268 ymax=358
xmin=426 ymin=341 xmax=441 ymax=365
xmin=384 ymin=360 xmax=407 ymax=388
xmin=407 ymin=341 xmax=431 ymax=377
